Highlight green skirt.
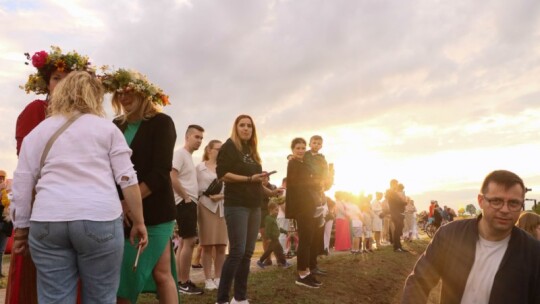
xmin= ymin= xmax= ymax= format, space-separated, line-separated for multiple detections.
xmin=117 ymin=221 xmax=178 ymax=303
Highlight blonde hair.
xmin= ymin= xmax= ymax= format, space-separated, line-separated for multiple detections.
xmin=516 ymin=212 xmax=540 ymax=239
xmin=48 ymin=71 xmax=105 ymax=117
xmin=230 ymin=114 xmax=261 ymax=164
xmin=112 ymin=91 xmax=160 ymax=124
xmin=203 ymin=140 xmax=222 ymax=161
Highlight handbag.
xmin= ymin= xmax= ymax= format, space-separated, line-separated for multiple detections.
xmin=203 ymin=178 xmax=223 ymax=196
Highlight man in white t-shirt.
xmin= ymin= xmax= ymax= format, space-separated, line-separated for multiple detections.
xmin=402 ymin=170 xmax=540 ymax=304
xmin=171 ymin=124 xmax=204 ymax=295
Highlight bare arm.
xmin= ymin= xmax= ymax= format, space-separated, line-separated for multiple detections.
xmin=121 ymin=184 xmax=148 ymax=250
xmin=209 ymin=193 xmax=225 ymax=202
xmin=263 ymin=185 xmax=282 ymax=197
xmin=139 ymin=182 xmax=152 ymax=199
xmin=221 ymin=172 xmax=266 ymax=183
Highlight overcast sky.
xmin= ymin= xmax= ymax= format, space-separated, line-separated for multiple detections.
xmin=1 ymin=0 xmax=539 ymax=211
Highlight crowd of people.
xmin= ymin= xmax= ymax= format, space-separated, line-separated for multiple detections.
xmin=330 ymin=181 xmax=422 ymax=254
xmin=1 ymin=46 xmax=539 ymax=304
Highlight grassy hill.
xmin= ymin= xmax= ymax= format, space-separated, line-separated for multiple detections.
xmin=140 ymin=237 xmax=437 ymax=304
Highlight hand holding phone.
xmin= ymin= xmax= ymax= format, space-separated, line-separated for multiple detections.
xmin=265 ymin=170 xmax=277 ymax=176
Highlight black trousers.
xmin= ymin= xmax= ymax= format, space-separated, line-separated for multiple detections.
xmin=259 ymin=238 xmax=286 ymax=265
xmin=296 ymin=211 xmax=318 ymax=271
xmin=392 ymin=214 xmax=404 ymax=250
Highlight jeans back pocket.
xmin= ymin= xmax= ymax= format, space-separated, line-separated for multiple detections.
xmin=83 ymin=220 xmax=115 ymax=243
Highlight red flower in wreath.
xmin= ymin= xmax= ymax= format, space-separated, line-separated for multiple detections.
xmin=31 ymin=51 xmax=48 ymax=68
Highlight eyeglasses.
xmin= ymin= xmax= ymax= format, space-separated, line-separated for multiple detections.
xmin=482 ymin=195 xmax=523 ymax=211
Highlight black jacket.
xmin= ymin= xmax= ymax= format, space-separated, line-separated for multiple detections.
xmin=216 ymin=138 xmax=262 ymax=208
xmin=285 ymin=159 xmax=318 ymax=219
xmin=402 ymin=216 xmax=540 ymax=304
xmin=114 ymin=113 xmax=177 ymax=225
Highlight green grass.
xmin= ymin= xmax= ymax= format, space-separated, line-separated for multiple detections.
xmin=139 ymin=238 xmax=436 ymax=304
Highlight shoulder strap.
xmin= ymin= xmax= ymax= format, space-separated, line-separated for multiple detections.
xmin=37 ymin=113 xmax=83 ymax=178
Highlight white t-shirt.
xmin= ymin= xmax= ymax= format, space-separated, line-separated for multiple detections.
xmin=460 ymin=235 xmax=510 ymax=304
xmin=172 ymin=148 xmax=198 ymax=204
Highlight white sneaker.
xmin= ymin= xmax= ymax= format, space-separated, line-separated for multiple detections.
xmin=231 ymin=298 xmax=250 ymax=304
xmin=205 ymin=278 xmax=217 ymax=290
xmin=214 ymin=278 xmax=220 ymax=287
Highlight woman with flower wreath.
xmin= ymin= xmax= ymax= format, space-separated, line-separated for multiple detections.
xmin=102 ymin=69 xmax=179 ymax=304
xmin=16 ymin=46 xmax=93 ymax=156
xmin=7 ymin=46 xmax=93 ymax=304
xmin=11 ymin=71 xmax=147 ymax=303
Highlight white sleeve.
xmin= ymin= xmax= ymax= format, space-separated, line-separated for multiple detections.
xmin=109 ymin=127 xmax=138 ymax=189
xmin=11 ymin=140 xmax=39 ymax=228
xmin=172 ymin=150 xmax=184 ymax=172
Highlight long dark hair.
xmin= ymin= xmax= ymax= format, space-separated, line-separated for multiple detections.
xmin=230 ymin=114 xmax=261 ymax=164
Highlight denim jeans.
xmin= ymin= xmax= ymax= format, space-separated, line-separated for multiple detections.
xmin=0 ymin=232 xmax=8 ymax=275
xmin=217 ymin=206 xmax=260 ymax=303
xmin=29 ymin=217 xmax=124 ymax=304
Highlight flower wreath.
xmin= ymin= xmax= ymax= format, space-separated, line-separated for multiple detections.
xmin=100 ymin=68 xmax=170 ymax=106
xmin=20 ymin=46 xmax=94 ymax=95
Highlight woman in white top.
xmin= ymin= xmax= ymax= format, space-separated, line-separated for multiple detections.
xmin=11 ymin=71 xmax=147 ymax=303
xmin=196 ymin=139 xmax=228 ymax=290
xmin=403 ymin=199 xmax=417 ymax=241
xmin=371 ymin=192 xmax=384 ymax=249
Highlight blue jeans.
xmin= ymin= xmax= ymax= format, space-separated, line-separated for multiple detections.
xmin=0 ymin=232 xmax=8 ymax=275
xmin=29 ymin=217 xmax=124 ymax=304
xmin=217 ymin=206 xmax=260 ymax=303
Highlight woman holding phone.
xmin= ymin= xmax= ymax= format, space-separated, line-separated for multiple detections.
xmin=215 ymin=114 xmax=281 ymax=304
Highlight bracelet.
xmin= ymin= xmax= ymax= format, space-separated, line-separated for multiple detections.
xmin=247 ymin=176 xmax=252 ymax=182
xmin=14 ymin=235 xmax=28 ymax=241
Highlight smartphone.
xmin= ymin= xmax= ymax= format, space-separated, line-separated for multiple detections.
xmin=266 ymin=170 xmax=277 ymax=176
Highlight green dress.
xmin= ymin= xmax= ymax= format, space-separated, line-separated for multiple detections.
xmin=116 ymin=120 xmax=179 ymax=303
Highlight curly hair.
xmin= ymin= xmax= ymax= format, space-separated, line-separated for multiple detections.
xmin=48 ymin=71 xmax=104 ymax=117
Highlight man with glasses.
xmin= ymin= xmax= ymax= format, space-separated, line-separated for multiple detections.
xmin=402 ymin=170 xmax=540 ymax=304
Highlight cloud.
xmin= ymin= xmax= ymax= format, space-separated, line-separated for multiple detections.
xmin=0 ymin=0 xmax=539 ymax=208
